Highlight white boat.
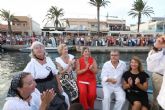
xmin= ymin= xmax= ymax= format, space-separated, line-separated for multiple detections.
xmin=19 ymin=46 xmax=75 ymax=53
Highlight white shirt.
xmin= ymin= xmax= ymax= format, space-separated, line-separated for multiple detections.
xmin=3 ymin=89 xmax=41 ymax=110
xmin=146 ymin=50 xmax=165 ymax=109
xmin=146 ymin=50 xmax=165 ymax=75
xmin=24 ymin=57 xmax=58 ymax=79
xmin=55 ymin=54 xmax=74 ymax=69
xmin=101 ymin=60 xmax=127 ymax=87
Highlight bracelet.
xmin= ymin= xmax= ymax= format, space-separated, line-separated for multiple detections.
xmin=153 ymin=46 xmax=162 ymax=52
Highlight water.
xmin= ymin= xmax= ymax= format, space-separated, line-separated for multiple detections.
xmin=0 ymin=51 xmax=151 ymax=109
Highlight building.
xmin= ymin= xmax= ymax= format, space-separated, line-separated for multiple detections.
xmin=42 ymin=17 xmax=127 ymax=36
xmin=0 ymin=24 xmax=8 ymax=35
xmin=130 ymin=17 xmax=165 ymax=35
xmin=12 ymin=16 xmax=41 ymax=36
xmin=0 ymin=16 xmax=41 ymax=36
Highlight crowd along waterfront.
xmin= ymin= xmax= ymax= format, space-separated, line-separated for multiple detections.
xmin=0 ymin=51 xmax=152 ymax=109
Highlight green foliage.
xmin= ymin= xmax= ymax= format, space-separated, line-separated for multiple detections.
xmin=128 ymin=0 xmax=154 ymax=32
xmin=43 ymin=6 xmax=64 ymax=30
xmin=0 ymin=9 xmax=17 ymax=34
xmin=89 ymin=0 xmax=110 ymax=35
xmin=89 ymin=0 xmax=110 ymax=7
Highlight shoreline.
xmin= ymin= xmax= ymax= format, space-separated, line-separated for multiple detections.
xmin=1 ymin=44 xmax=152 ymax=53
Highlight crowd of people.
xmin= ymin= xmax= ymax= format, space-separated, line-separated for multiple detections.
xmin=0 ymin=34 xmax=156 ymax=47
xmin=2 ymin=35 xmax=165 ymax=110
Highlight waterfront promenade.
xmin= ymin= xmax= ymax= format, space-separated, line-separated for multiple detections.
xmin=1 ymin=44 xmax=152 ymax=53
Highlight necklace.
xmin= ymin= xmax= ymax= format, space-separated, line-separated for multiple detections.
xmin=131 ymin=70 xmax=139 ymax=74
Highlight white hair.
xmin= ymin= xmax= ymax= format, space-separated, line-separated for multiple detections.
xmin=29 ymin=41 xmax=47 ymax=58
xmin=30 ymin=41 xmax=44 ymax=49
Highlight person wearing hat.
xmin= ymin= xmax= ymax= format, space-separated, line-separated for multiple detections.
xmin=2 ymin=72 xmax=55 ymax=110
xmin=23 ymin=41 xmax=69 ymax=110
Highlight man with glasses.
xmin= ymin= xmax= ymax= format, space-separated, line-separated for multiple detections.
xmin=101 ymin=50 xmax=127 ymax=110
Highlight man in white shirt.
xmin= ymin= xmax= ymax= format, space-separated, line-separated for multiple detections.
xmin=146 ymin=35 xmax=165 ymax=110
xmin=101 ymin=50 xmax=127 ymax=110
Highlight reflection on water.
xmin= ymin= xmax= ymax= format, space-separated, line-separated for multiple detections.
xmin=0 ymin=51 xmax=151 ymax=109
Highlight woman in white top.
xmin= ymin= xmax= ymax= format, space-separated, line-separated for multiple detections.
xmin=23 ymin=41 xmax=69 ymax=110
xmin=3 ymin=72 xmax=55 ymax=110
xmin=55 ymin=44 xmax=78 ymax=102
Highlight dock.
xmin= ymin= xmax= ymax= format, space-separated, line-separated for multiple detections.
xmin=1 ymin=44 xmax=152 ymax=53
xmin=76 ymin=46 xmax=152 ymax=53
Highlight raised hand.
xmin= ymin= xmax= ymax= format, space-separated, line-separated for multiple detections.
xmin=128 ymin=77 xmax=133 ymax=86
xmin=89 ymin=63 xmax=93 ymax=70
xmin=135 ymin=77 xmax=140 ymax=85
xmin=41 ymin=88 xmax=56 ymax=107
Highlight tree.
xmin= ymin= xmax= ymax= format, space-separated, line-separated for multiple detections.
xmin=128 ymin=0 xmax=154 ymax=33
xmin=89 ymin=0 xmax=110 ymax=36
xmin=44 ymin=6 xmax=64 ymax=30
xmin=0 ymin=9 xmax=17 ymax=35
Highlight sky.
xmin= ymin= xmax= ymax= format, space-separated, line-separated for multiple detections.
xmin=0 ymin=0 xmax=165 ymax=28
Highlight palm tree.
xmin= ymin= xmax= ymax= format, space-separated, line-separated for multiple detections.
xmin=128 ymin=0 xmax=154 ymax=33
xmin=44 ymin=6 xmax=64 ymax=30
xmin=89 ymin=0 xmax=110 ymax=36
xmin=0 ymin=9 xmax=17 ymax=35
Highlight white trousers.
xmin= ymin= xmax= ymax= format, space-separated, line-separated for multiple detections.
xmin=102 ymin=86 xmax=125 ymax=110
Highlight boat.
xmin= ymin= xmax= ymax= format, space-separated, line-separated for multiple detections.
xmin=19 ymin=46 xmax=75 ymax=53
xmin=94 ymin=84 xmax=153 ymax=110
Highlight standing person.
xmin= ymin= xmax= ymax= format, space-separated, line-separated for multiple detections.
xmin=76 ymin=46 xmax=98 ymax=110
xmin=23 ymin=41 xmax=69 ymax=110
xmin=55 ymin=44 xmax=78 ymax=102
xmin=101 ymin=50 xmax=126 ymax=110
xmin=3 ymin=72 xmax=55 ymax=110
xmin=123 ymin=56 xmax=149 ymax=110
xmin=146 ymin=35 xmax=165 ymax=110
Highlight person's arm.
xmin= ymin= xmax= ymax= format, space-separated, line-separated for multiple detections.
xmin=89 ymin=58 xmax=98 ymax=74
xmin=55 ymin=62 xmax=70 ymax=75
xmin=40 ymin=89 xmax=55 ymax=110
xmin=147 ymin=36 xmax=165 ymax=74
xmin=55 ymin=75 xmax=63 ymax=93
xmin=146 ymin=50 xmax=165 ymax=74
xmin=101 ymin=63 xmax=112 ymax=83
xmin=135 ymin=77 xmax=148 ymax=91
xmin=76 ymin=59 xmax=88 ymax=74
xmin=136 ymin=81 xmax=148 ymax=91
xmin=23 ymin=61 xmax=35 ymax=78
xmin=122 ymin=80 xmax=131 ymax=90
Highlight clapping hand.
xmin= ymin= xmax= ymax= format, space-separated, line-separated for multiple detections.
xmin=111 ymin=78 xmax=117 ymax=84
xmin=135 ymin=77 xmax=140 ymax=85
xmin=107 ymin=78 xmax=117 ymax=84
xmin=68 ymin=59 xmax=75 ymax=66
xmin=128 ymin=77 xmax=133 ymax=86
xmin=41 ymin=88 xmax=56 ymax=106
xmin=89 ymin=63 xmax=93 ymax=70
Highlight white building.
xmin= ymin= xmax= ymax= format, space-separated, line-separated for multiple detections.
xmin=130 ymin=17 xmax=165 ymax=35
